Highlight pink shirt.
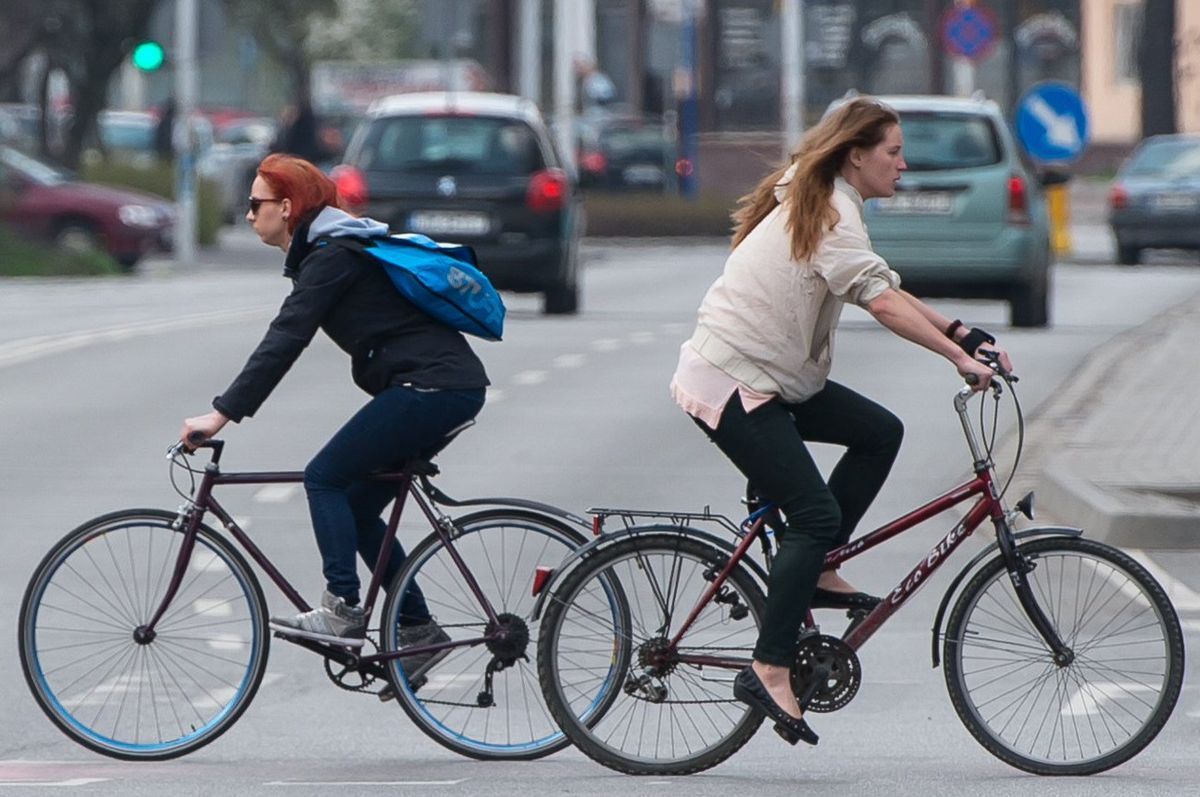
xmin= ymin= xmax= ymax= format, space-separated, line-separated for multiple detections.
xmin=670 ymin=343 xmax=775 ymax=430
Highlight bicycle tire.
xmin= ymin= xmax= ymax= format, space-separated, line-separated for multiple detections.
xmin=19 ymin=509 xmax=270 ymax=760
xmin=380 ymin=508 xmax=595 ymax=760
xmin=539 ymin=533 xmax=767 ymax=776
xmin=943 ymin=536 xmax=1184 ymax=775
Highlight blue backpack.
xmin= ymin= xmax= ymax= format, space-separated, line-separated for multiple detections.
xmin=326 ymin=234 xmax=505 ymax=341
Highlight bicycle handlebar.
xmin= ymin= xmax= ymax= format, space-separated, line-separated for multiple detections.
xmin=965 ymin=350 xmax=1017 ymax=389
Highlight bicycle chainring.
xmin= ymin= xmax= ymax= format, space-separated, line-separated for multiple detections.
xmin=324 ymin=636 xmax=386 ymax=695
xmin=789 ymin=634 xmax=861 ymax=713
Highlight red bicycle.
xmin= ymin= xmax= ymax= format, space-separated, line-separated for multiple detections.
xmin=534 ymin=360 xmax=1184 ymax=776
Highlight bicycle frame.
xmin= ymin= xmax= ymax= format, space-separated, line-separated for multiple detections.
xmin=663 ymin=384 xmax=1073 ymax=672
xmin=139 ymin=442 xmax=500 ymax=672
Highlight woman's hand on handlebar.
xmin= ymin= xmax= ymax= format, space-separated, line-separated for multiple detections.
xmin=977 ymin=344 xmax=1014 ymax=375
xmin=180 ymin=410 xmax=229 ymax=449
xmin=957 ymin=356 xmax=995 ymax=391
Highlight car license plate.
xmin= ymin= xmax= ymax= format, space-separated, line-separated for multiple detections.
xmin=874 ymin=192 xmax=954 ymax=215
xmin=408 ymin=211 xmax=491 ymax=236
xmin=622 ymin=164 xmax=664 ymax=185
xmin=1150 ymin=193 xmax=1199 ymax=212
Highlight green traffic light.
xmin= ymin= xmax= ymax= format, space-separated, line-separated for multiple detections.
xmin=132 ymin=41 xmax=165 ymax=72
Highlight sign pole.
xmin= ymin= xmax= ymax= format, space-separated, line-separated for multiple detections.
xmin=173 ymin=0 xmax=198 ymax=268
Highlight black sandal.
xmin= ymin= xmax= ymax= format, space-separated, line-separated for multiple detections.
xmin=810 ymin=587 xmax=883 ymax=610
xmin=732 ymin=666 xmax=819 ymax=746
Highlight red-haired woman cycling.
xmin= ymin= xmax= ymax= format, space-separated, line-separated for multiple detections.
xmin=179 ymin=154 xmax=487 ymax=676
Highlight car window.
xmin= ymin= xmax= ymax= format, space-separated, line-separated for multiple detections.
xmin=0 ymin=146 xmax=65 ymax=186
xmin=603 ymin=127 xmax=666 ymax=156
xmin=359 ymin=115 xmax=545 ymax=175
xmin=1125 ymin=140 xmax=1200 ymax=179
xmin=898 ymin=112 xmax=1002 ymax=171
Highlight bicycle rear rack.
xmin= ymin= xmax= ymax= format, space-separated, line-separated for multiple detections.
xmin=586 ymin=506 xmax=743 ymax=536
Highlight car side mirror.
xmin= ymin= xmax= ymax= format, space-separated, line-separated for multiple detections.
xmin=1038 ymin=170 xmax=1071 ymax=187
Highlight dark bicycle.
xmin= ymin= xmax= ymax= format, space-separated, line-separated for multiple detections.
xmin=18 ymin=426 xmax=617 ymax=761
xmin=534 ymin=358 xmax=1185 ymax=776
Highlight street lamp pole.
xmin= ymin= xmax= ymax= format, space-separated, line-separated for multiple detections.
xmin=781 ymin=0 xmax=805 ymax=157
xmin=173 ymin=0 xmax=198 ymax=267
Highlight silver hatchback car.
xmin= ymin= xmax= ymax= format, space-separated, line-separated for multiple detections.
xmin=826 ymin=94 xmax=1054 ymax=328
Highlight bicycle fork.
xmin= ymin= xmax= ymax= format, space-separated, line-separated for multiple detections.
xmin=995 ymin=518 xmax=1075 ymax=666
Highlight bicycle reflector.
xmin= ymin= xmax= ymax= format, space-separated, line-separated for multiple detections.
xmin=532 ymin=566 xmax=554 ymax=597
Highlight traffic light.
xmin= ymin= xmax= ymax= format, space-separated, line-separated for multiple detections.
xmin=131 ymin=41 xmax=165 ymax=72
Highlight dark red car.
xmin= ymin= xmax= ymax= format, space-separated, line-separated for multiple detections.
xmin=0 ymin=145 xmax=174 ymax=269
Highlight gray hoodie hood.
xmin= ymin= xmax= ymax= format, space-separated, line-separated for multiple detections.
xmin=307 ymin=206 xmax=389 ymax=242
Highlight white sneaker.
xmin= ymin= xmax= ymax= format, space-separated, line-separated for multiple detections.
xmin=270 ymin=590 xmax=366 ymax=647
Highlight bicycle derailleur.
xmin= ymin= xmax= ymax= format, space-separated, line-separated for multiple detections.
xmin=789 ymin=633 xmax=861 ymax=713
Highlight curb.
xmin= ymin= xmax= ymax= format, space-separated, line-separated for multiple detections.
xmin=1027 ymin=292 xmax=1200 ymax=548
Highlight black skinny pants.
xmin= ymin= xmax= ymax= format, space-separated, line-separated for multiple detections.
xmin=697 ymin=381 xmax=903 ymax=666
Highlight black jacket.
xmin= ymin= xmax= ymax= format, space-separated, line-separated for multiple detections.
xmin=213 ymin=213 xmax=489 ymax=422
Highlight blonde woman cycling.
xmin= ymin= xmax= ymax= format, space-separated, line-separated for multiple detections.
xmin=671 ymin=98 xmax=1012 ymax=745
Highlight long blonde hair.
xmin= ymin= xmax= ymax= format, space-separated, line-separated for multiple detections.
xmin=730 ymin=98 xmax=900 ymax=262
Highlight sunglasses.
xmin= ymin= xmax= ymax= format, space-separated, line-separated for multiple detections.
xmin=247 ymin=196 xmax=283 ymax=215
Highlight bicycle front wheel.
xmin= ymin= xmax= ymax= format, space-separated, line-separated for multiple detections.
xmin=539 ymin=533 xmax=767 ymax=776
xmin=380 ymin=508 xmax=590 ymax=760
xmin=943 ymin=536 xmax=1184 ymax=775
xmin=18 ymin=509 xmax=269 ymax=760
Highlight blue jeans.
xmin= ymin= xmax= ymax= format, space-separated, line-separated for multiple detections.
xmin=303 ymin=386 xmax=486 ymax=622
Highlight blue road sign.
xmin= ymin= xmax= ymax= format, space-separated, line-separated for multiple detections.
xmin=1015 ymin=81 xmax=1089 ymax=163
xmin=942 ymin=5 xmax=999 ymax=61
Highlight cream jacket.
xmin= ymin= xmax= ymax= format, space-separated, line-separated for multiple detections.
xmin=687 ymin=172 xmax=901 ymax=403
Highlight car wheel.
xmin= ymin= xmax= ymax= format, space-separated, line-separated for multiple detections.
xmin=53 ymin=221 xmax=102 ymax=256
xmin=544 ymin=226 xmax=581 ymax=316
xmin=116 ymin=254 xmax=140 ymax=272
xmin=1116 ymin=241 xmax=1140 ymax=266
xmin=1010 ymin=258 xmax=1050 ymax=328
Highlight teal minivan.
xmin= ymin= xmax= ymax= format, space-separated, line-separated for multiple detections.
xmin=827 ymin=94 xmax=1053 ymax=328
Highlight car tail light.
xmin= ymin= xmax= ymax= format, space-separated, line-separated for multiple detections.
xmin=527 ymin=168 xmax=567 ymax=213
xmin=333 ymin=165 xmax=368 ymax=208
xmin=1109 ymin=184 xmax=1128 ymax=210
xmin=580 ymin=151 xmax=607 ymax=174
xmin=1007 ymin=174 xmax=1030 ymax=225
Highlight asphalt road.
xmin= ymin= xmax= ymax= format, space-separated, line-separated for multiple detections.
xmin=3 ymin=240 xmax=1200 ymax=795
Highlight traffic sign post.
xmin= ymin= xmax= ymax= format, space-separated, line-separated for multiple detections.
xmin=1016 ymin=82 xmax=1090 ymax=257
xmin=941 ymin=3 xmax=998 ymax=97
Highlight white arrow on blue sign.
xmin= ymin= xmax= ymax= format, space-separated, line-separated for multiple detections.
xmin=1015 ymin=81 xmax=1089 ymax=164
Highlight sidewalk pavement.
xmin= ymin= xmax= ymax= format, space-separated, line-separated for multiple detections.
xmin=1019 ymin=291 xmax=1200 ymax=547
xmin=1015 ymin=181 xmax=1200 ymax=544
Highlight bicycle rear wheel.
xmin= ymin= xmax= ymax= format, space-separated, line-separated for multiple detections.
xmin=18 ymin=509 xmax=269 ymax=760
xmin=943 ymin=536 xmax=1184 ymax=775
xmin=539 ymin=533 xmax=766 ymax=776
xmin=380 ymin=509 xmax=594 ymax=760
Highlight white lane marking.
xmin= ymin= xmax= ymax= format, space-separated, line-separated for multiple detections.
xmin=485 ymin=387 xmax=505 ymax=404
xmin=660 ymin=322 xmax=689 ymax=335
xmin=0 ymin=778 xmax=109 ymax=786
xmin=0 ymin=307 xmax=271 ymax=370
xmin=628 ymin=331 xmax=654 ymax=344
xmin=254 ymin=485 xmax=298 ymax=504
xmin=1182 ymin=620 xmax=1200 ymax=633
xmin=1061 ymin=681 xmax=1156 ymax=717
xmin=1126 ymin=549 xmax=1200 ymax=611
xmin=591 ymin=338 xmax=622 ymax=352
xmin=553 ymin=353 xmax=586 ymax=369
xmin=512 ymin=370 xmax=548 ymax=386
xmin=265 ymin=780 xmax=467 ymax=787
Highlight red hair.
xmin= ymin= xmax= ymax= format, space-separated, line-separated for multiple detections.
xmin=256 ymin=153 xmax=345 ymax=235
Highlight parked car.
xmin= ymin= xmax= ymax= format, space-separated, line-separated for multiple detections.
xmin=824 ymin=93 xmax=1054 ymax=328
xmin=333 ymin=92 xmax=583 ymax=314
xmin=204 ymin=116 xmax=277 ymax=223
xmin=1108 ymin=134 xmax=1200 ymax=265
xmin=576 ymin=113 xmax=675 ymax=192
xmin=0 ymin=144 xmax=174 ymax=268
